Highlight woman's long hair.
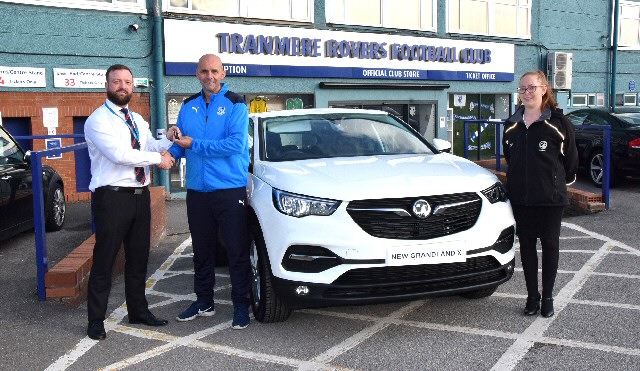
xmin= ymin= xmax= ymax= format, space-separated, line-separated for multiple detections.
xmin=517 ymin=70 xmax=558 ymax=110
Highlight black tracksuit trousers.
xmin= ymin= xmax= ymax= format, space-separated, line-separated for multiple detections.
xmin=186 ymin=187 xmax=251 ymax=307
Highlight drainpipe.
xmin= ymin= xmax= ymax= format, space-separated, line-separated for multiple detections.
xmin=152 ymin=0 xmax=168 ymax=191
xmin=610 ymin=0 xmax=620 ymax=111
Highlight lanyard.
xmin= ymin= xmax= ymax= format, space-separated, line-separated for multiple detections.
xmin=104 ymin=103 xmax=140 ymax=142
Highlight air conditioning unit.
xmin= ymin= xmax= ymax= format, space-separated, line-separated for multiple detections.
xmin=547 ymin=52 xmax=573 ymax=90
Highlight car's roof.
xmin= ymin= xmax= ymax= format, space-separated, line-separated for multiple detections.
xmin=569 ymin=107 xmax=640 ymax=114
xmin=250 ymin=107 xmax=390 ymax=118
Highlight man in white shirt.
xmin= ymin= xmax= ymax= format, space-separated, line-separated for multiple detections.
xmin=83 ymin=64 xmax=176 ymax=341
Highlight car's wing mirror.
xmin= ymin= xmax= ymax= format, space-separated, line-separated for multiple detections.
xmin=23 ymin=150 xmax=32 ymax=164
xmin=432 ymin=138 xmax=452 ymax=153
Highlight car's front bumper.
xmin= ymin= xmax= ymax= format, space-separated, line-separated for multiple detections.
xmin=271 ymin=257 xmax=515 ymax=309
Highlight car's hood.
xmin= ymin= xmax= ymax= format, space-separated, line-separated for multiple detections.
xmin=253 ymin=153 xmax=499 ymax=200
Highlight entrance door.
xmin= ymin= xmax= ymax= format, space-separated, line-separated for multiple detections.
xmin=449 ymin=93 xmax=511 ymax=159
xmin=2 ymin=118 xmax=31 ymax=151
xmin=73 ymin=117 xmax=91 ymax=193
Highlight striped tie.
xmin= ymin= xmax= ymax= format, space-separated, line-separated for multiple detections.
xmin=120 ymin=108 xmax=146 ymax=184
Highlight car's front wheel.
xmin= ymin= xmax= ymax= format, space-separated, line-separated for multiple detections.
xmin=45 ymin=182 xmax=65 ymax=231
xmin=249 ymin=222 xmax=291 ymax=323
xmin=589 ymin=149 xmax=620 ymax=188
xmin=459 ymin=286 xmax=497 ymax=299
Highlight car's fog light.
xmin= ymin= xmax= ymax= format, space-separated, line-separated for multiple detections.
xmin=295 ymin=286 xmax=310 ymax=296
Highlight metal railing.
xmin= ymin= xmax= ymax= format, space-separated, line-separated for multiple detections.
xmin=463 ymin=119 xmax=505 ymax=172
xmin=573 ymin=125 xmax=611 ymax=209
xmin=15 ymin=134 xmax=87 ymax=301
xmin=461 ymin=120 xmax=611 ymax=210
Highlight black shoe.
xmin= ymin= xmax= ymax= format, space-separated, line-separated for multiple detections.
xmin=541 ymin=298 xmax=555 ymax=317
xmin=523 ymin=294 xmax=541 ymax=316
xmin=87 ymin=320 xmax=106 ymax=340
xmin=129 ymin=312 xmax=169 ymax=326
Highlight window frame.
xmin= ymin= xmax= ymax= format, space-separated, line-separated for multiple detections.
xmin=326 ymin=0 xmax=437 ymax=32
xmin=619 ymin=0 xmax=640 ymax=49
xmin=624 ymin=93 xmax=638 ymax=106
xmin=0 ymin=0 xmax=146 ymax=13
xmin=571 ymin=94 xmax=588 ymax=107
xmin=446 ymin=0 xmax=532 ymax=40
xmin=165 ymin=0 xmax=314 ymax=23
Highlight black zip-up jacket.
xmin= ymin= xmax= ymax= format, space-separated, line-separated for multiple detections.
xmin=502 ymin=106 xmax=578 ymax=207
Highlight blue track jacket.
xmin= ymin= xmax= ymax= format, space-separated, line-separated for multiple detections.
xmin=168 ymin=84 xmax=249 ymax=191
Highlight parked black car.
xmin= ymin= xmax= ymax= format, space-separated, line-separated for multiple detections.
xmin=566 ymin=107 xmax=640 ymax=187
xmin=0 ymin=125 xmax=65 ymax=241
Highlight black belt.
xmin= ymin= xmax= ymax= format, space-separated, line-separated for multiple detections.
xmin=99 ymin=185 xmax=147 ymax=195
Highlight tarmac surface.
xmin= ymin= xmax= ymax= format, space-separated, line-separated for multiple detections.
xmin=0 ymin=175 xmax=639 ymax=370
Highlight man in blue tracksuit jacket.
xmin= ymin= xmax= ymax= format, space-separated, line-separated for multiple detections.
xmin=167 ymin=54 xmax=251 ymax=329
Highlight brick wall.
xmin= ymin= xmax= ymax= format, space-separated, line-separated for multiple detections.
xmin=0 ymin=92 xmax=151 ymax=202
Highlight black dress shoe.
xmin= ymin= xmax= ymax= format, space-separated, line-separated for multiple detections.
xmin=87 ymin=321 xmax=106 ymax=340
xmin=541 ymin=298 xmax=555 ymax=317
xmin=129 ymin=312 xmax=169 ymax=326
xmin=523 ymin=294 xmax=541 ymax=316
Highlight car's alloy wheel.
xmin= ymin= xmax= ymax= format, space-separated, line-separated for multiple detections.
xmin=249 ymin=222 xmax=291 ymax=323
xmin=45 ymin=183 xmax=65 ymax=231
xmin=589 ymin=150 xmax=619 ymax=188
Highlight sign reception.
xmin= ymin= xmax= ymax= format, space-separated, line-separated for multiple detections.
xmin=164 ymin=19 xmax=515 ymax=82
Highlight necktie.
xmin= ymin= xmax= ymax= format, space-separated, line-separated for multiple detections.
xmin=120 ymin=108 xmax=146 ymax=184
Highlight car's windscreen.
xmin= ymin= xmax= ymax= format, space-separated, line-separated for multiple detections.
xmin=262 ymin=113 xmax=433 ymax=161
xmin=0 ymin=130 xmax=25 ymax=165
xmin=613 ymin=113 xmax=640 ymax=126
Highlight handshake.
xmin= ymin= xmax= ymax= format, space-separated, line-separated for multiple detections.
xmin=158 ymin=151 xmax=175 ymax=170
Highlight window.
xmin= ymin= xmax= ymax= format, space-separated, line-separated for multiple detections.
xmin=624 ymin=93 xmax=638 ymax=106
xmin=620 ymin=1 xmax=640 ymax=48
xmin=167 ymin=0 xmax=313 ymax=22
xmin=571 ymin=94 xmax=588 ymax=107
xmin=597 ymin=93 xmax=605 ymax=106
xmin=448 ymin=0 xmax=531 ymax=39
xmin=2 ymin=0 xmax=145 ymax=12
xmin=326 ymin=0 xmax=436 ymax=32
xmin=588 ymin=94 xmax=596 ymax=106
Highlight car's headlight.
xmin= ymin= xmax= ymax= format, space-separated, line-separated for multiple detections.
xmin=272 ymin=189 xmax=341 ymax=217
xmin=481 ymin=182 xmax=507 ymax=203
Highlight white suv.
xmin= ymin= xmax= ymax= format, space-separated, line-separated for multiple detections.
xmin=247 ymin=108 xmax=515 ymax=322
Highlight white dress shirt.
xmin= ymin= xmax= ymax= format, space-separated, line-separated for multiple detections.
xmin=85 ymin=99 xmax=173 ymax=191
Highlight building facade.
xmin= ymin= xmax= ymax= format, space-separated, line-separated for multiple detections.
xmin=1 ymin=0 xmax=639 ymax=198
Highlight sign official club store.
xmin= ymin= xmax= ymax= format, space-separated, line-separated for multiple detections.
xmin=163 ymin=19 xmax=515 ymax=181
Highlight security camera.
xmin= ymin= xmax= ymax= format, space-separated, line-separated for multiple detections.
xmin=128 ymin=23 xmax=139 ymax=32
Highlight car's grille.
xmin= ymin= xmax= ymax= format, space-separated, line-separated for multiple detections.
xmin=324 ymin=256 xmax=504 ymax=299
xmin=346 ymin=193 xmax=482 ymax=240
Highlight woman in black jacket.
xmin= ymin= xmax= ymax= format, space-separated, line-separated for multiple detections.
xmin=502 ymin=70 xmax=578 ymax=317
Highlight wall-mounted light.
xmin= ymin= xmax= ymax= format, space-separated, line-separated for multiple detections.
xmin=128 ymin=23 xmax=139 ymax=32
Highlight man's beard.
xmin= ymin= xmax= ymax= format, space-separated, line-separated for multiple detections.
xmin=107 ymin=89 xmax=132 ymax=106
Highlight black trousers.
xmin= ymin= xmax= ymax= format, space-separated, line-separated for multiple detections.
xmin=519 ymin=236 xmax=560 ymax=299
xmin=87 ymin=187 xmax=151 ymax=323
xmin=512 ymin=205 xmax=563 ymax=299
xmin=186 ymin=187 xmax=251 ymax=306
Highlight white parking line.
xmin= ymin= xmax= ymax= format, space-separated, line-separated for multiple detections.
xmin=300 ymin=300 xmax=426 ymax=370
xmin=46 ymin=221 xmax=640 ymax=370
xmin=490 ymin=222 xmax=630 ymax=371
